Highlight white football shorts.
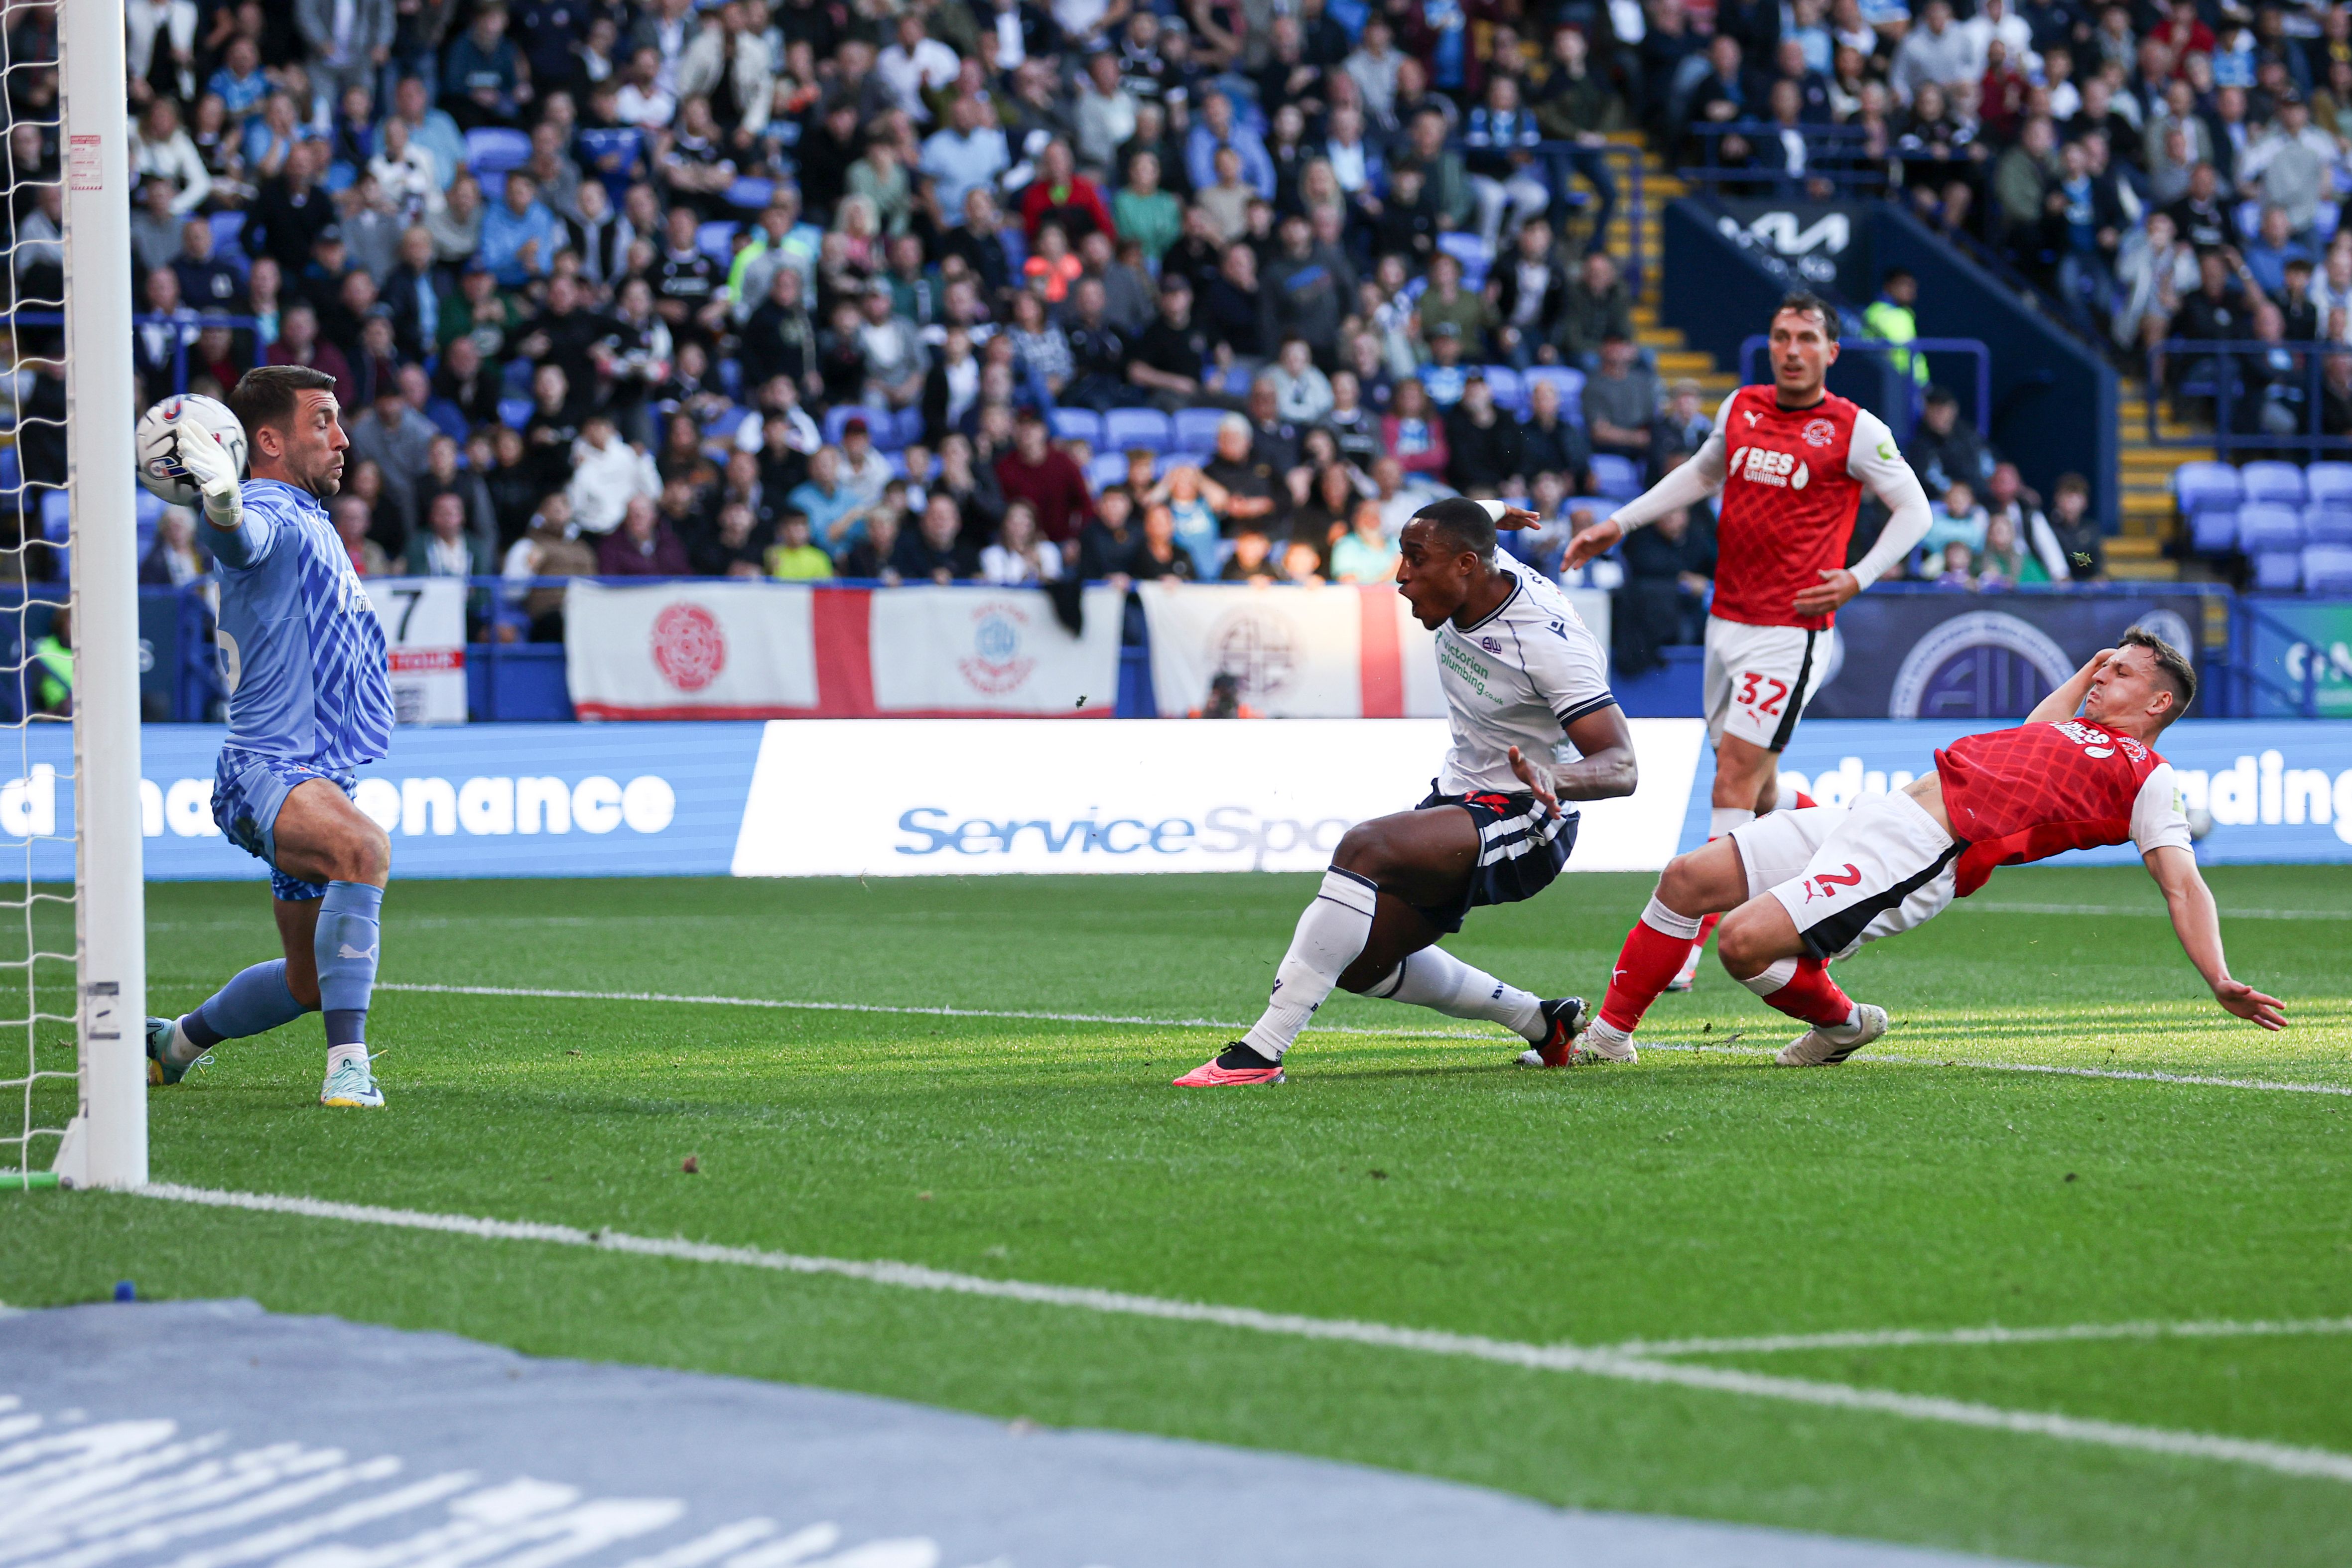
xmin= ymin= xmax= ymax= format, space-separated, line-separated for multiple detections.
xmin=1703 ymin=615 xmax=1834 ymax=752
xmin=1731 ymin=791 xmax=1961 ymax=962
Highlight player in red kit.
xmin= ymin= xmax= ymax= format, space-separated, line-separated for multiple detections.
xmin=1562 ymin=292 xmax=1935 ymax=1045
xmin=1582 ymin=630 xmax=2284 ymax=1066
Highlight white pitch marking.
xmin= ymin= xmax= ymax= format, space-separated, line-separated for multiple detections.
xmin=370 ymin=983 xmax=2352 ymax=1098
xmin=1614 ymin=1316 xmax=2352 ymax=1358
xmin=1958 ymin=903 xmax=2352 ymax=921
xmin=130 ymin=1184 xmax=2352 ymax=1488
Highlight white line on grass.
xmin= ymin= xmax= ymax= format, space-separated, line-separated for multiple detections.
xmin=131 ymin=1182 xmax=2352 ymax=1487
xmin=372 ymin=982 xmax=2352 ymax=1098
xmin=1959 ymin=903 xmax=2352 ymax=921
xmin=1613 ymin=1316 xmax=2352 ymax=1357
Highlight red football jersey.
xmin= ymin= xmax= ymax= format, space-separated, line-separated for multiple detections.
xmin=1936 ymin=720 xmax=2172 ymax=897
xmin=1712 ymin=386 xmax=1897 ymax=631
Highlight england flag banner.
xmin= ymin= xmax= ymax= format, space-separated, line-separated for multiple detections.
xmin=1142 ymin=582 xmax=1608 ymax=719
xmin=365 ymin=576 xmax=468 ymax=725
xmin=566 ymin=579 xmax=820 ymax=719
xmin=564 ymin=581 xmax=1123 ymax=719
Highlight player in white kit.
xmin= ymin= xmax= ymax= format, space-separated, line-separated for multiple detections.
xmin=1176 ymin=498 xmax=1638 ymax=1085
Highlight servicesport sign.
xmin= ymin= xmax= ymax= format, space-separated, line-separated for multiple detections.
xmin=14 ymin=719 xmax=2351 ymax=884
xmin=563 ymin=581 xmax=1124 ymax=719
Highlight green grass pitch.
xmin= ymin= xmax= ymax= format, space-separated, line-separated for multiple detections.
xmin=5 ymin=865 xmax=2352 ymax=1566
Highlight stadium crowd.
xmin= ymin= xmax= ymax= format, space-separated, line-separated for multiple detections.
xmin=2 ymin=0 xmax=2211 ymax=670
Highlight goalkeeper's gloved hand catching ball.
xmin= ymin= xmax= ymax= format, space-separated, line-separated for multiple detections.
xmin=171 ymin=424 xmax=243 ymax=529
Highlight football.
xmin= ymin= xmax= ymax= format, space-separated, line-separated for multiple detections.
xmin=135 ymin=393 xmax=248 ymax=508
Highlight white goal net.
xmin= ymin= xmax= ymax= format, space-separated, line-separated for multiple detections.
xmin=1 ymin=0 xmax=146 ymax=1192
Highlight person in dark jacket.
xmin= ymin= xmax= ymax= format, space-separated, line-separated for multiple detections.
xmin=1443 ymin=374 xmax=1527 ymax=492
xmin=596 ymin=496 xmax=693 ymax=576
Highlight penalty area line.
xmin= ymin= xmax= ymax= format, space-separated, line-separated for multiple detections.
xmin=372 ymin=982 xmax=2352 ymax=1098
xmin=130 ymin=1182 xmax=2352 ymax=1488
xmin=1614 ymin=1316 xmax=2352 ymax=1358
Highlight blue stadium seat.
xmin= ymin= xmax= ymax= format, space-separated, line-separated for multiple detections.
xmin=895 ymin=406 xmax=927 ymax=449
xmin=2252 ymin=549 xmax=2303 ymax=590
xmin=209 ymin=210 xmax=248 ymax=260
xmin=497 ymin=397 xmax=531 ymax=430
xmin=1085 ymin=452 xmax=1128 ymax=489
xmin=869 ymin=409 xmax=909 ymax=452
xmin=696 ymin=221 xmax=740 ymax=268
xmin=0 ymin=445 xmax=18 ymax=496
xmin=138 ymin=489 xmax=164 ymax=530
xmin=2304 ymin=461 xmax=2352 ymax=510
xmin=38 ymin=489 xmax=67 ymax=542
xmin=2189 ymin=505 xmax=2239 ymax=555
xmin=2305 ymin=544 xmax=2352 ymax=593
xmin=465 ymin=127 xmax=532 ymax=174
xmin=2306 ymin=507 xmax=2352 ymax=546
xmin=724 ymin=176 xmax=775 ymax=210
xmin=474 ymin=169 xmax=507 ymax=203
xmin=2236 ymin=503 xmax=2303 ymax=555
xmin=1173 ymin=407 xmax=1227 ymax=451
xmin=1590 ymin=454 xmax=1643 ymax=499
xmin=1103 ymin=407 xmax=1171 ymax=453
xmin=997 ymin=223 xmax=1027 ymax=272
xmin=1482 ymin=365 xmax=1526 ymax=413
xmin=574 ymin=127 xmax=644 ymax=195
xmin=1524 ymin=366 xmax=1584 ymax=421
xmin=1049 ymin=407 xmax=1102 ymax=445
xmin=2172 ymin=459 xmax=2240 ymax=517
xmin=2239 ymin=459 xmax=2307 ymax=508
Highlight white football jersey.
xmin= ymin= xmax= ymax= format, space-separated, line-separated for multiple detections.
xmin=1433 ymin=554 xmax=1617 ymax=795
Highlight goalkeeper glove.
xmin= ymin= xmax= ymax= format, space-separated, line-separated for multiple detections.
xmin=171 ymin=425 xmax=242 ymax=529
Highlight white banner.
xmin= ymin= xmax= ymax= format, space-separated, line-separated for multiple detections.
xmin=1143 ymin=581 xmax=1612 ymax=720
xmin=366 ymin=576 xmax=467 ymax=725
xmin=565 ymin=579 xmax=817 ymax=719
xmin=731 ymin=718 xmax=1707 ymax=876
xmin=868 ymin=585 xmax=1124 ymax=714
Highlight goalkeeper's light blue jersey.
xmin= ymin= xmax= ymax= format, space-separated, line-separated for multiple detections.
xmin=211 ymin=478 xmax=394 ymax=770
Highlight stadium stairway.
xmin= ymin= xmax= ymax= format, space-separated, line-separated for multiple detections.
xmin=1609 ymin=139 xmax=1743 ymax=410
xmin=2114 ymin=378 xmax=2201 ymax=582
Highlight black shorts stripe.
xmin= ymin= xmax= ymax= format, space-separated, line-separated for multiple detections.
xmin=1767 ymin=630 xmax=1818 ymax=753
xmin=1797 ymin=839 xmax=1965 ymax=961
xmin=1410 ymin=787 xmax=1579 ymax=935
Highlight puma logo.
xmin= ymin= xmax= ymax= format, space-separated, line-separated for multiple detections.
xmin=1743 ymin=409 xmax=1760 ymax=426
xmin=337 ymin=943 xmax=378 ymax=961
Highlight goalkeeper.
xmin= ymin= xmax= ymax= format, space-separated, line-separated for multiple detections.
xmin=145 ymin=367 xmax=398 ymax=1110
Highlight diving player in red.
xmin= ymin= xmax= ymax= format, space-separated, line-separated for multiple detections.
xmin=1584 ymin=630 xmax=2284 ymax=1065
xmin=1564 ymin=291 xmax=1935 ymax=1020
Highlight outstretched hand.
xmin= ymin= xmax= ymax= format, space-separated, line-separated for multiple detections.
xmin=1508 ymin=745 xmax=1559 ymax=820
xmin=170 ymin=425 xmax=242 ymax=522
xmin=1561 ymin=516 xmax=1624 ymax=567
xmin=1494 ymin=505 xmax=1544 ymax=531
xmin=2214 ymin=978 xmax=2287 ymax=1031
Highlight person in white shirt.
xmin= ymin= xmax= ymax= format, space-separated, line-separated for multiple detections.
xmin=876 ymin=12 xmax=962 ymax=123
xmin=979 ymin=500 xmax=1066 ymax=583
xmin=564 ymin=415 xmax=663 ymax=534
xmin=368 ymin=117 xmax=443 ymax=226
xmin=1177 ymin=497 xmax=1639 ymax=1086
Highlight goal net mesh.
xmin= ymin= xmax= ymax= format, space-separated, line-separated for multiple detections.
xmin=1 ymin=3 xmax=84 ymax=1187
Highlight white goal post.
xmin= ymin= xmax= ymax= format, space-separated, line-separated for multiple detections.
xmin=50 ymin=0 xmax=147 ymax=1189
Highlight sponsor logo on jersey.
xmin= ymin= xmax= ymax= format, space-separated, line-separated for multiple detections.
xmin=1731 ymin=446 xmax=1808 ymax=489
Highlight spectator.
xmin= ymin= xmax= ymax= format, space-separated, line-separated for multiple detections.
xmin=1932 ymin=538 xmax=1977 ymax=588
xmin=599 ymin=495 xmax=693 ymax=576
xmin=1219 ymin=525 xmax=1278 ymax=582
xmin=1330 ymin=501 xmax=1401 ymax=582
xmin=566 ymin=414 xmax=663 ymax=535
xmin=981 ymin=500 xmax=1066 ymax=583
xmin=839 ymin=503 xmax=905 ymax=582
xmin=993 ymin=408 xmax=1094 ymax=547
xmin=2041 ymin=472 xmax=2107 ymax=581
xmin=788 ymin=447 xmax=875 ymax=554
xmin=1582 ymin=335 xmax=1659 ymax=461
xmin=1491 ymin=221 xmax=1571 ymax=369
xmin=1382 ymin=378 xmax=1450 ymax=478
xmin=1919 ymin=476 xmax=1990 ymax=561
xmin=1903 ymin=386 xmax=1993 ymax=498
xmin=1463 ymin=74 xmax=1550 ymax=251
xmin=1614 ymin=505 xmax=1714 ymax=673
xmin=1186 ymin=91 xmax=1275 ymax=199
xmin=1519 ymin=376 xmax=1593 ymax=492
xmin=765 ymin=510 xmax=836 ymax=578
xmin=921 ymin=96 xmax=1012 ymax=215
xmin=837 ymin=418 xmax=893 ymax=509
xmin=1267 ymin=336 xmax=1334 ymax=423
xmin=858 ymin=283 xmax=929 ymax=409
xmin=403 ymin=491 xmax=492 ymax=578
xmin=2239 ymin=92 xmax=2335 ymax=237
xmin=333 ymin=494 xmax=392 ymax=577
xmin=348 ymin=382 xmax=439 ymax=548
xmin=896 ymin=493 xmax=980 ymax=582
xmin=1444 ymin=373 xmax=1526 ymax=493
xmin=138 ymin=506 xmax=213 ymax=587
xmin=266 ymin=302 xmax=358 ymax=409
xmin=1553 ymin=251 xmax=1634 ymax=368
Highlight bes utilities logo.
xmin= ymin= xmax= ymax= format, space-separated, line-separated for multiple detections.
xmin=1729 ymin=446 xmax=1810 ymax=490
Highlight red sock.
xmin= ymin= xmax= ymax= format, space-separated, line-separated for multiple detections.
xmin=1599 ymin=897 xmax=1701 ymax=1033
xmin=1694 ymin=911 xmax=1722 ymax=949
xmin=1745 ymin=956 xmax=1855 ymax=1030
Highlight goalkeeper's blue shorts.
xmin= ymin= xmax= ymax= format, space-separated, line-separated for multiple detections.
xmin=212 ymin=746 xmax=358 ymax=902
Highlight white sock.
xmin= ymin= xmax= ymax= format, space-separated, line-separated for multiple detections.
xmin=1240 ymin=868 xmax=1380 ymax=1059
xmin=1772 ymin=777 xmax=1803 ymax=811
xmin=1709 ymin=806 xmax=1756 ymax=838
xmin=1642 ymin=896 xmax=1702 ymax=940
xmin=1370 ymin=946 xmax=1547 ymax=1042
xmin=1737 ymin=957 xmax=1799 ymax=997
xmin=1584 ymin=1017 xmax=1632 ymax=1047
xmin=326 ymin=1043 xmax=369 ymax=1074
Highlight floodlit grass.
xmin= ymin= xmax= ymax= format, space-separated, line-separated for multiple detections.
xmin=4 ymin=866 xmax=2351 ymax=1567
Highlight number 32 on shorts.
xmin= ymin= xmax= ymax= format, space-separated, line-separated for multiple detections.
xmin=1737 ymin=669 xmax=1790 ymax=717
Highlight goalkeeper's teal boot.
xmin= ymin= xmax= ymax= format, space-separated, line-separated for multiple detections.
xmin=145 ymin=1017 xmax=210 ymax=1086
xmin=320 ymin=1053 xmax=386 ymax=1109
